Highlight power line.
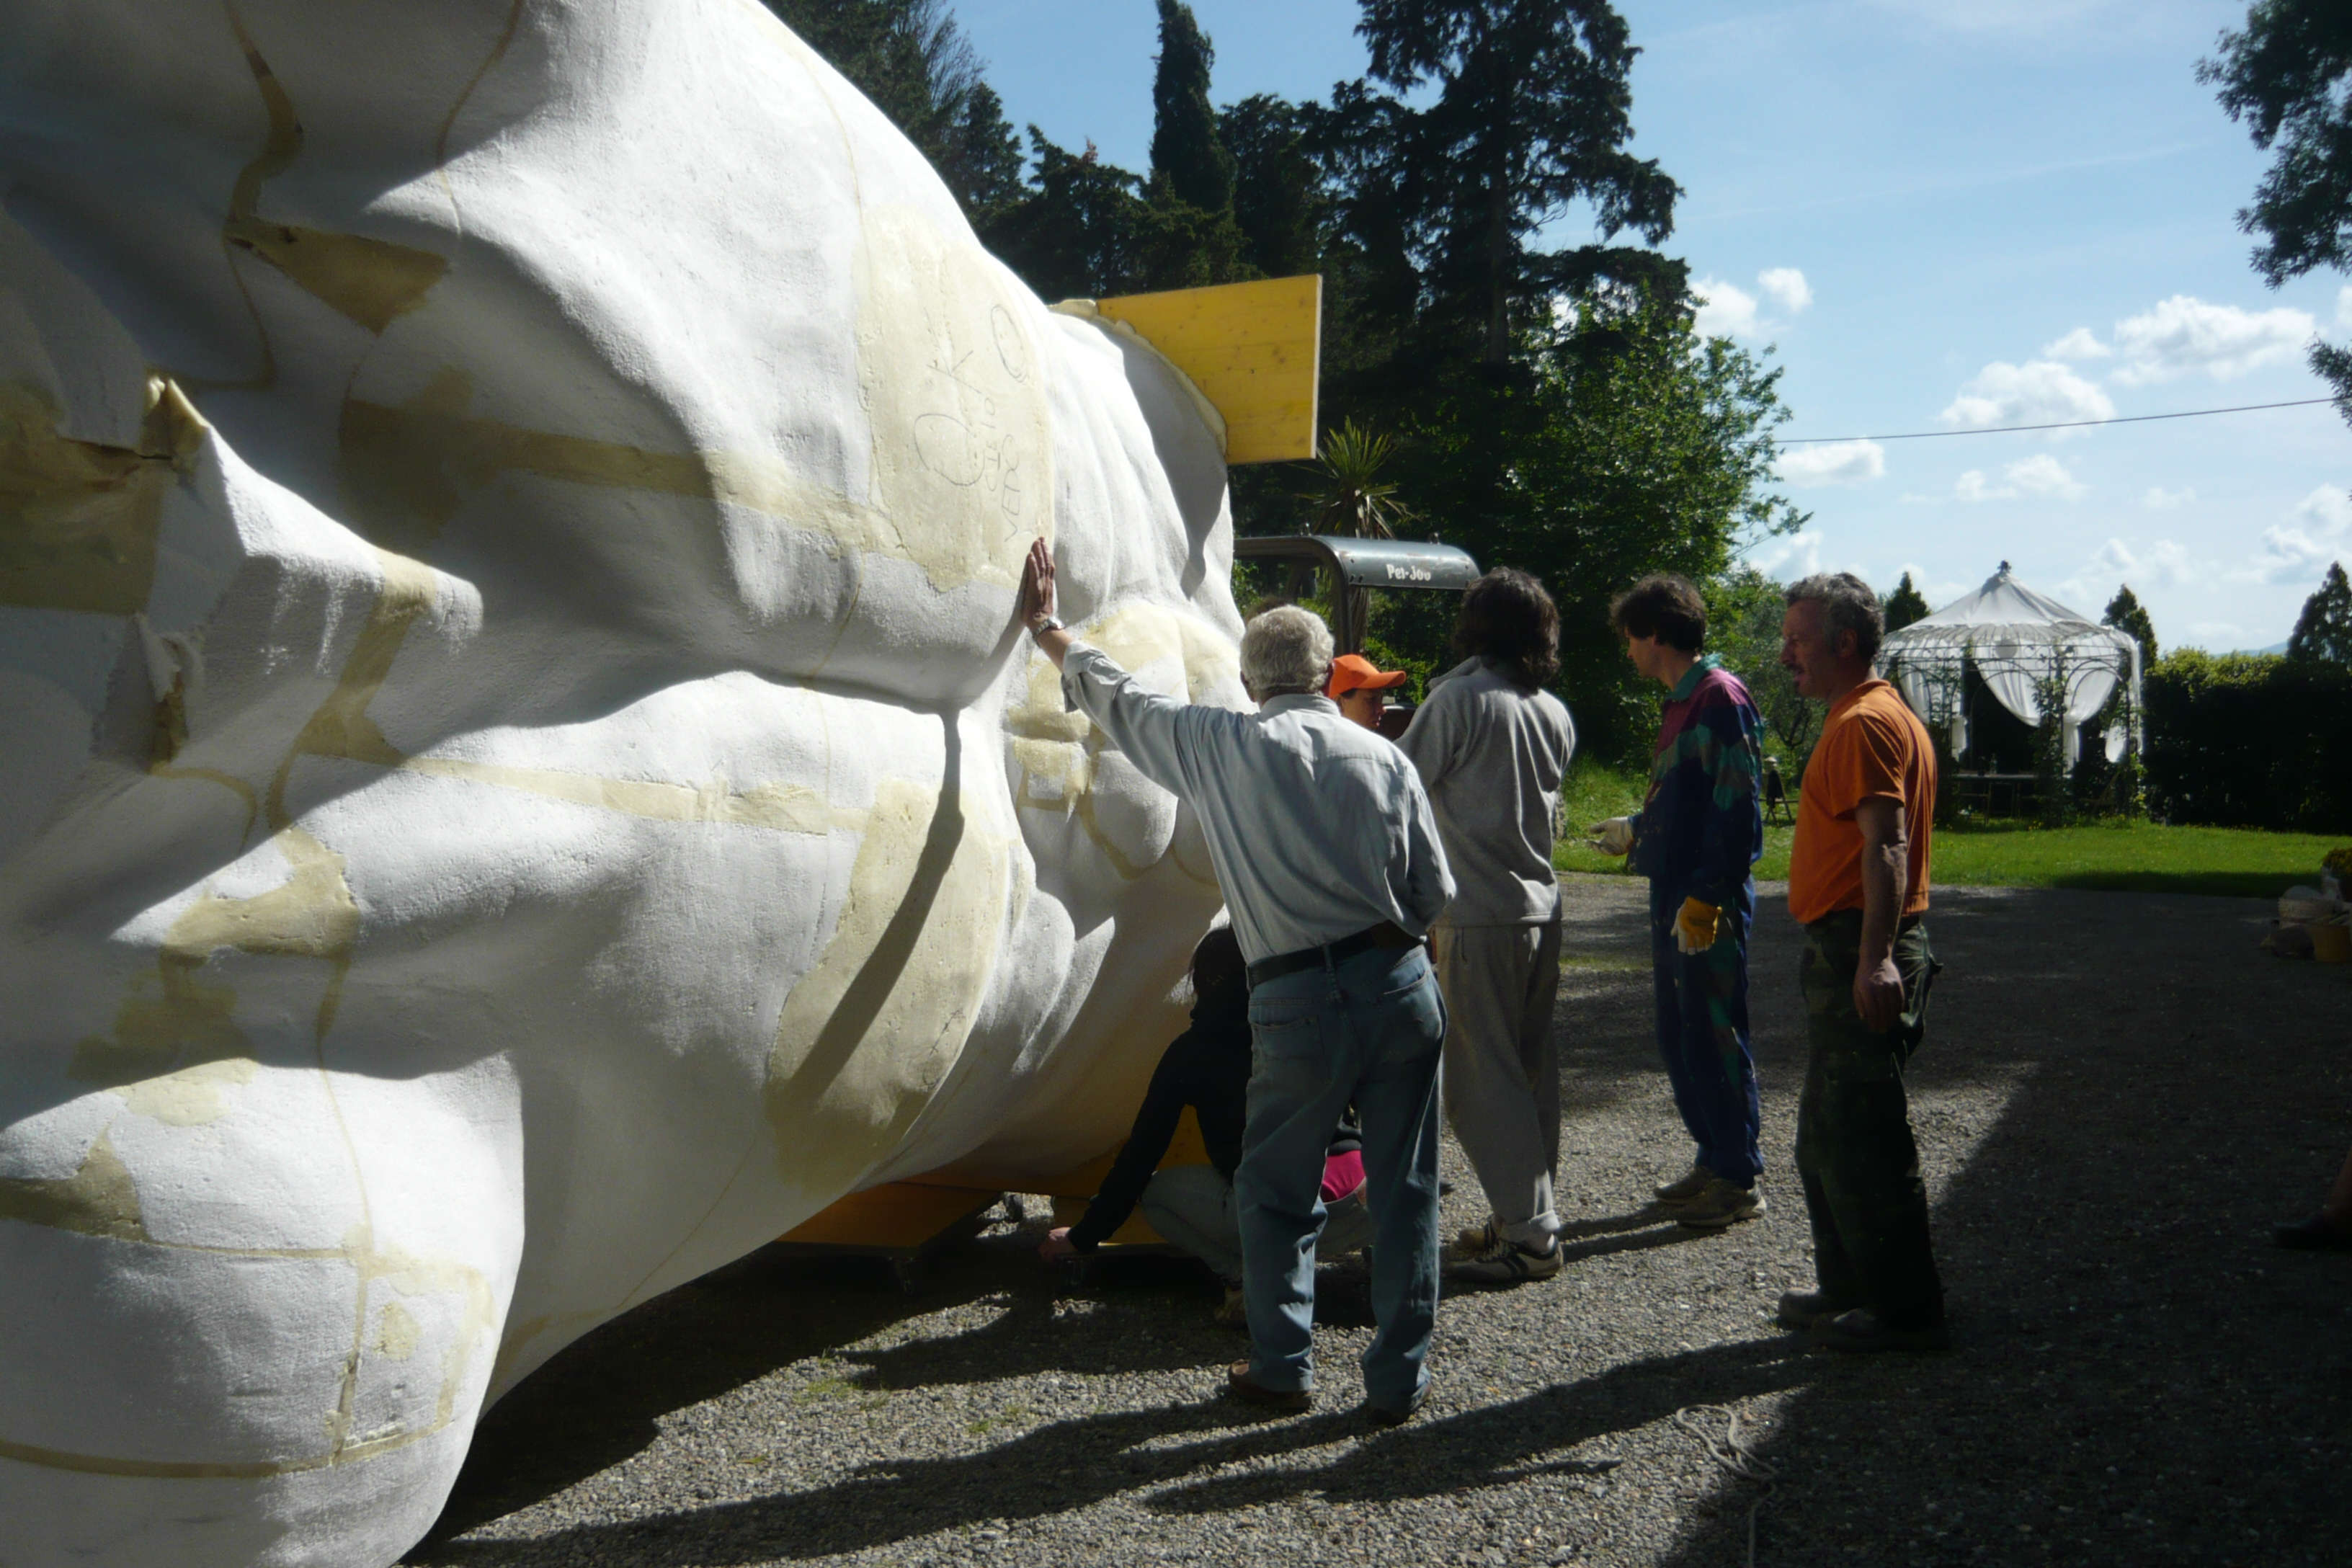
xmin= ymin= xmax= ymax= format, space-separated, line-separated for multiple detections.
xmin=1776 ymin=396 xmax=2339 ymax=445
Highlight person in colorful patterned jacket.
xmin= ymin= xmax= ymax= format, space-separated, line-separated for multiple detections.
xmin=1594 ymin=575 xmax=1768 ymax=1231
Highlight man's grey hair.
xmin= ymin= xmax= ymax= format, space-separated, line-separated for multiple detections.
xmin=1239 ymin=605 xmax=1335 ymax=698
xmin=1786 ymin=572 xmax=1885 ymax=662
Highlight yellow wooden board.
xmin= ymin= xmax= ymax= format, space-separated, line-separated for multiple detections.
xmin=1094 ymin=275 xmax=1321 ymax=465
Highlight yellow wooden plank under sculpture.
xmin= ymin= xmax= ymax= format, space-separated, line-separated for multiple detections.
xmin=1095 ymin=275 xmax=1322 ymax=465
xmin=780 ymin=1108 xmax=1213 ymax=1251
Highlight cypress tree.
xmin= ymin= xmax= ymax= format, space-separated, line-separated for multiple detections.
xmin=2101 ymin=583 xmax=2159 ymax=666
xmin=1149 ymin=1 xmax=1236 ymax=215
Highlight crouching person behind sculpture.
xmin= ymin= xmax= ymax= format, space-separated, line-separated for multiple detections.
xmin=1020 ymin=539 xmax=1455 ymax=1424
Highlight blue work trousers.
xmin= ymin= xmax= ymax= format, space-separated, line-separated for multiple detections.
xmin=1237 ymin=944 xmax=1446 ymax=1410
xmin=1649 ymin=880 xmax=1763 ymax=1187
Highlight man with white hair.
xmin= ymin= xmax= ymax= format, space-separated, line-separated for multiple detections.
xmin=1018 ymin=540 xmax=1454 ymax=1425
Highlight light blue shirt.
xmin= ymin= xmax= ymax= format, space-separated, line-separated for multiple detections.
xmin=1059 ymin=643 xmax=1455 ymax=966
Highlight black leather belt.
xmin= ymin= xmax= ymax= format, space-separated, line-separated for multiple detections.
xmin=1247 ymin=922 xmax=1422 ymax=990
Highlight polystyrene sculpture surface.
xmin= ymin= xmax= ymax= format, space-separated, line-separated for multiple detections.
xmin=0 ymin=4 xmax=1245 ymax=1563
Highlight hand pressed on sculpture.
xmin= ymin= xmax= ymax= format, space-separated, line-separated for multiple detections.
xmin=1020 ymin=537 xmax=1076 ymax=668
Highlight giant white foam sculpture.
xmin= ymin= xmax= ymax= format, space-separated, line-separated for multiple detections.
xmin=0 ymin=3 xmax=1247 ymax=1562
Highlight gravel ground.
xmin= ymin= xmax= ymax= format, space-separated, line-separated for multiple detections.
xmin=407 ymin=876 xmax=2352 ymax=1568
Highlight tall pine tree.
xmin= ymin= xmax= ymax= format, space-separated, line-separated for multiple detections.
xmin=1356 ymin=0 xmax=1684 ymax=369
xmin=2286 ymin=560 xmax=2352 ymax=664
xmin=2102 ymin=584 xmax=2160 ymax=665
xmin=1884 ymin=572 xmax=1930 ymax=633
xmin=1149 ymin=1 xmax=1235 ymax=215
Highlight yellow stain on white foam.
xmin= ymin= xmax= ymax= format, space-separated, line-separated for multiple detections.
xmin=1001 ymin=602 xmax=1237 ymax=883
xmin=854 ymin=205 xmax=1054 ymax=594
xmin=765 ymin=778 xmax=1012 ymax=1200
xmin=0 ymin=1131 xmax=148 ymax=1243
xmin=0 ymin=376 xmax=205 ymax=615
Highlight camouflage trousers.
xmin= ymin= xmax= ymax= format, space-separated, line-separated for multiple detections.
xmin=1794 ymin=909 xmax=1945 ymax=1328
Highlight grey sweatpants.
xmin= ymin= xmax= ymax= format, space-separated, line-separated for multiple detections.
xmin=1432 ymin=920 xmax=1564 ymax=1244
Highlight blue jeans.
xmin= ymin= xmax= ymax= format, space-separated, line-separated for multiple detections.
xmin=1237 ymin=944 xmax=1446 ymax=1409
xmin=1139 ymin=1164 xmax=1375 ymax=1285
xmin=1649 ymin=878 xmax=1763 ymax=1186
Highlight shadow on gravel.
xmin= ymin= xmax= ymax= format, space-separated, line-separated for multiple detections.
xmin=1147 ymin=1336 xmax=1815 ymax=1516
xmin=421 ymin=1252 xmax=940 ymax=1543
xmin=1660 ymin=886 xmax=2352 ymax=1568
xmin=422 ymin=1338 xmax=1818 ymax=1564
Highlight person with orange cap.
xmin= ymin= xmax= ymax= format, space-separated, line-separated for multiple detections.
xmin=1327 ymin=654 xmax=1412 ymax=732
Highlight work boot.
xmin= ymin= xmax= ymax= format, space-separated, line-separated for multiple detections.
xmin=1775 ymin=1288 xmax=1854 ymax=1332
xmin=1812 ymin=1308 xmax=1951 ymax=1355
xmin=1654 ymin=1163 xmax=1714 ymax=1206
xmin=1674 ymin=1177 xmax=1765 ymax=1231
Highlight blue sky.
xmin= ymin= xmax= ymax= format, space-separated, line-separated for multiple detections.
xmin=954 ymin=0 xmax=2351 ymax=651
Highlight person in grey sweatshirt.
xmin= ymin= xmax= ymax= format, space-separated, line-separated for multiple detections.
xmin=1397 ymin=568 xmax=1577 ymax=1284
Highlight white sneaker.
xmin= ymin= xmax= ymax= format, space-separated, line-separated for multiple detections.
xmin=1445 ymin=1231 xmax=1563 ymax=1284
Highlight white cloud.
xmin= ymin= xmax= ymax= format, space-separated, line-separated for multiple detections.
xmin=2108 ymin=295 xmax=2314 ymax=385
xmin=2082 ymin=536 xmax=2193 ymax=588
xmin=2237 ymin=484 xmax=2349 ymax=584
xmin=1750 ymin=527 xmax=1826 ymax=580
xmin=2146 ymin=540 xmax=2194 ymax=585
xmin=1953 ymin=453 xmax=2086 ymax=502
xmin=1776 ymin=439 xmax=1884 ymax=489
xmin=2042 ymin=326 xmax=2111 ymax=360
xmin=1696 ymin=267 xmax=1812 ymax=339
xmin=2293 ymin=484 xmax=2352 ymax=533
xmin=2140 ymin=485 xmax=2193 ymax=510
xmin=2338 ymin=285 xmax=2352 ymax=329
xmin=1941 ymin=359 xmax=2116 ymax=432
xmin=1758 ymin=267 xmax=1812 ymax=314
xmin=1693 ymin=277 xmax=1759 ymax=339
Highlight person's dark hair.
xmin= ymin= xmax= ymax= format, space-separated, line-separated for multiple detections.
xmin=1452 ymin=566 xmax=1560 ymax=689
xmin=1785 ymin=571 xmax=1886 ymax=662
xmin=1608 ymin=574 xmax=1708 ymax=653
xmin=1188 ymin=926 xmax=1247 ymax=1020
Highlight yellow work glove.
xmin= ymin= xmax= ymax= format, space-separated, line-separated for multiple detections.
xmin=1673 ymin=897 xmax=1721 ymax=955
xmin=1591 ymin=816 xmax=1635 ymax=856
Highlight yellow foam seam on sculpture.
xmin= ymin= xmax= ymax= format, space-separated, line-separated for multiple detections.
xmin=0 ymin=376 xmax=205 ymax=615
xmin=765 ymin=779 xmax=1011 ymax=1202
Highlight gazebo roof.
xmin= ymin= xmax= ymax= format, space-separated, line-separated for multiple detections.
xmin=1883 ymin=563 xmax=2134 ymax=656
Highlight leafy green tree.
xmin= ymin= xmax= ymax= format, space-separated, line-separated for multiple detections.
xmin=1404 ymin=301 xmax=1803 ymax=757
xmin=2200 ymin=3 xmax=2352 ymax=421
xmin=1356 ymin=0 xmax=1684 ymax=368
xmin=1222 ymin=95 xmax=1329 ymax=279
xmin=1883 ymin=572 xmax=1930 ymax=634
xmin=2102 ymin=582 xmax=2160 ymax=665
xmin=1706 ymin=566 xmax=1817 ymax=772
xmin=2287 ymin=559 xmax=2352 ymax=663
xmin=991 ymin=133 xmax=1146 ymax=299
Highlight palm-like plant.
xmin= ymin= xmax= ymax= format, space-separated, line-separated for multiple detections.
xmin=1299 ymin=419 xmax=1412 ymax=539
xmin=1293 ymin=419 xmax=1413 ymax=652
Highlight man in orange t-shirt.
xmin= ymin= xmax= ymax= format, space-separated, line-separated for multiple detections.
xmin=1776 ymin=573 xmax=1948 ymax=1354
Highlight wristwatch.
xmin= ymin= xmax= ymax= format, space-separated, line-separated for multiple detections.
xmin=1030 ymin=615 xmax=1065 ymax=635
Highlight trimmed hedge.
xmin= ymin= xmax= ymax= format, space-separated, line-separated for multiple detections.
xmin=2142 ymin=651 xmax=2352 ymax=832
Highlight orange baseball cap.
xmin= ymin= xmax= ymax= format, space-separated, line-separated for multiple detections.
xmin=1327 ymin=654 xmax=1411 ymax=700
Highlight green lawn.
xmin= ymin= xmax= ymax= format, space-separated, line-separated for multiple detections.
xmin=1551 ymin=762 xmax=2344 ymax=899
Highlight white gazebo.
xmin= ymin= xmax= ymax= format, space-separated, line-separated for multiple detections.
xmin=1877 ymin=563 xmax=2142 ymax=770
